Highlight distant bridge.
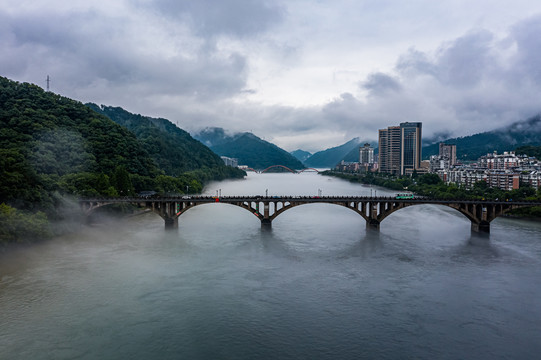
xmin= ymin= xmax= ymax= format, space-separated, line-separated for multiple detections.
xmin=79 ymin=196 xmax=541 ymax=233
xmin=245 ymin=165 xmax=319 ymax=174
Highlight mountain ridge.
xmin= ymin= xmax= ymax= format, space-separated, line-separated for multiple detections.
xmin=423 ymin=114 xmax=541 ymax=160
xmin=194 ymin=127 xmax=305 ymax=169
xmin=304 ymin=138 xmax=361 ymax=168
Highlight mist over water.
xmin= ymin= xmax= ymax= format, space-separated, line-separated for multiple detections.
xmin=1 ymin=172 xmax=541 ymax=359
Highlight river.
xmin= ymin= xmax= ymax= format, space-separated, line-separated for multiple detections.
xmin=1 ymin=172 xmax=541 ymax=359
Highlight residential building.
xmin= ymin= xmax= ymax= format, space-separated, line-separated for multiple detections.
xmin=520 ymin=170 xmax=541 ymax=189
xmin=439 ymin=143 xmax=457 ymax=166
xmin=486 ymin=171 xmax=520 ymax=191
xmin=335 ymin=161 xmax=360 ymax=173
xmin=478 ymin=151 xmax=521 ymax=170
xmin=447 ymin=169 xmax=487 ymax=189
xmin=378 ymin=126 xmax=401 ymax=174
xmin=359 ymin=143 xmax=374 ymax=165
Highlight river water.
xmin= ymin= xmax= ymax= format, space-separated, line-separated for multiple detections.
xmin=1 ymin=172 xmax=541 ymax=359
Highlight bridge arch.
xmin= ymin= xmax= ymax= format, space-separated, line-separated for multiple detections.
xmin=264 ymin=199 xmax=370 ymax=223
xmin=260 ymin=165 xmax=297 ymax=174
xmin=370 ymin=200 xmax=538 ymax=233
xmin=80 ymin=197 xmax=541 ymax=233
xmin=298 ymin=168 xmax=320 ymax=173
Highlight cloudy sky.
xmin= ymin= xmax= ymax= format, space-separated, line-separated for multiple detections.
xmin=2 ymin=0 xmax=541 ymax=152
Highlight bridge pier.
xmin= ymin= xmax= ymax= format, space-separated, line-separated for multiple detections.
xmin=261 ymin=218 xmax=272 ymax=228
xmin=164 ymin=217 xmax=179 ymax=230
xmin=471 ymin=221 xmax=490 ymax=233
xmin=366 ymin=219 xmax=380 ymax=230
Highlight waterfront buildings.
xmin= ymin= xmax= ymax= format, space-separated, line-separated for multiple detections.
xmin=429 ymin=143 xmax=457 ymax=173
xmin=436 ymin=150 xmax=541 ymax=190
xmin=359 ymin=143 xmax=374 ymax=165
xmin=378 ymin=122 xmax=422 ymax=176
xmin=439 ymin=143 xmax=457 ymax=166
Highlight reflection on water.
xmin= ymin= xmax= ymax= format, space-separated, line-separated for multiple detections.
xmin=1 ymin=172 xmax=541 ymax=360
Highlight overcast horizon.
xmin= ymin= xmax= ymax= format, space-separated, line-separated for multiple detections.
xmin=2 ymin=1 xmax=541 ymax=153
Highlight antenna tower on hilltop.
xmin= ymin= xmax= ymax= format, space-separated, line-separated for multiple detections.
xmin=46 ymin=75 xmax=50 ymax=91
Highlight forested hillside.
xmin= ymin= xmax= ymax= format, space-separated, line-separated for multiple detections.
xmin=87 ymin=104 xmax=227 ymax=176
xmin=0 ymin=76 xmax=244 ymax=243
xmin=194 ymin=127 xmax=305 ymax=169
xmin=304 ymin=138 xmax=361 ymax=168
xmin=423 ymin=115 xmax=541 ymax=160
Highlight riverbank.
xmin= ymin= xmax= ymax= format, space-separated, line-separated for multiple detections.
xmin=322 ymin=170 xmax=541 ymax=218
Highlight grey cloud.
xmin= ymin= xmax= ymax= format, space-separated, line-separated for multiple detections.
xmin=361 ymin=72 xmax=402 ymax=96
xmin=143 ymin=0 xmax=285 ymax=38
xmin=0 ymin=8 xmax=248 ymax=100
xmin=396 ymin=30 xmax=494 ymax=87
xmin=433 ymin=29 xmax=494 ymax=87
xmin=509 ymin=14 xmax=541 ymax=82
xmin=396 ymin=48 xmax=438 ymax=77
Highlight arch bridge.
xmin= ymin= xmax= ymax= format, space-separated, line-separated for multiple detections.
xmin=79 ymin=196 xmax=541 ymax=233
xmin=244 ymin=166 xmax=319 ymax=174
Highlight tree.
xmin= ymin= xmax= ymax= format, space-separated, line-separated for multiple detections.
xmin=112 ymin=166 xmax=134 ymax=196
xmin=418 ymin=173 xmax=442 ymax=186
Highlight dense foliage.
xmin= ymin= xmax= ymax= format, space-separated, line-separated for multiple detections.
xmin=87 ymin=104 xmax=227 ymax=176
xmin=515 ymin=145 xmax=541 ymax=159
xmin=0 ymin=203 xmax=51 ymax=243
xmin=423 ymin=115 xmax=541 ymax=160
xmin=0 ymin=76 xmax=245 ymax=243
xmin=323 ymin=170 xmax=541 ymax=217
xmin=0 ymin=76 xmax=159 ymax=211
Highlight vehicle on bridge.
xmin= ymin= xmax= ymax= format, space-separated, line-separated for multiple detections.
xmin=395 ymin=193 xmax=415 ymax=199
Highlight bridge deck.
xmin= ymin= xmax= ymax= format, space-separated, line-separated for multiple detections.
xmin=79 ymin=196 xmax=541 ymax=233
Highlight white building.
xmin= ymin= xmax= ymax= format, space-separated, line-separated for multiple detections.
xmin=221 ymin=156 xmax=238 ymax=167
xmin=359 ymin=143 xmax=374 ymax=165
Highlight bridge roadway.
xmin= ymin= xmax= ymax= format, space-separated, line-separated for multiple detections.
xmin=79 ymin=195 xmax=541 ymax=233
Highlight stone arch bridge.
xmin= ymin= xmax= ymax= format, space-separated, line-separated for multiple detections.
xmin=79 ymin=196 xmax=541 ymax=233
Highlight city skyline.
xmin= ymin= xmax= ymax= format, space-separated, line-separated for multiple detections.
xmin=2 ymin=1 xmax=541 ymax=152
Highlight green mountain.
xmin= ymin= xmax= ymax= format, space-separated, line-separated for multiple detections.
xmin=290 ymin=149 xmax=311 ymax=163
xmin=0 ymin=76 xmax=245 ymax=242
xmin=0 ymin=76 xmax=160 ymax=210
xmin=194 ymin=128 xmax=305 ymax=170
xmin=304 ymin=138 xmax=361 ymax=168
xmin=423 ymin=115 xmax=541 ymax=161
xmin=86 ymin=104 xmax=228 ymax=176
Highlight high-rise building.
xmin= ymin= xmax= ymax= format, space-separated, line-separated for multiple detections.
xmin=359 ymin=143 xmax=374 ymax=165
xmin=400 ymin=122 xmax=422 ymax=175
xmin=378 ymin=126 xmax=401 ymax=174
xmin=378 ymin=122 xmax=422 ymax=176
xmin=439 ymin=143 xmax=457 ymax=166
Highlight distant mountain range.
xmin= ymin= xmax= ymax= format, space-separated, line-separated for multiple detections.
xmin=193 ymin=127 xmax=305 ymax=169
xmin=290 ymin=149 xmax=312 ymax=163
xmin=303 ymin=138 xmax=362 ymax=168
xmin=423 ymin=115 xmax=541 ymax=161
